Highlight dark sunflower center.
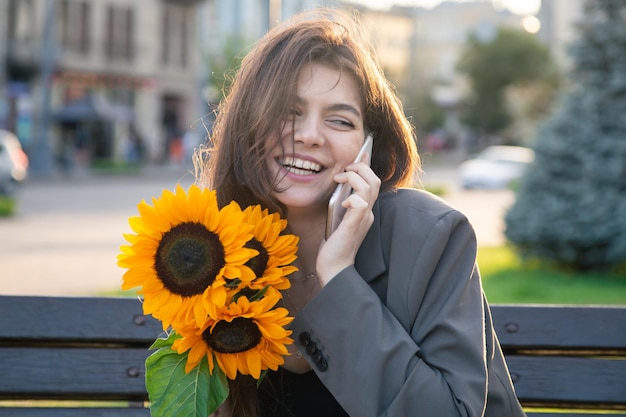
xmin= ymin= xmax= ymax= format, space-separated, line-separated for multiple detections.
xmin=203 ymin=317 xmax=262 ymax=353
xmin=155 ymin=222 xmax=225 ymax=297
xmin=245 ymin=238 xmax=269 ymax=278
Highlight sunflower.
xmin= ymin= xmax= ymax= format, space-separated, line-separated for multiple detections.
xmin=172 ymin=287 xmax=294 ymax=379
xmin=118 ymin=184 xmax=259 ymax=329
xmin=239 ymin=205 xmax=299 ymax=292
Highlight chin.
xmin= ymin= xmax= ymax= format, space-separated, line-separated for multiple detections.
xmin=277 ymin=190 xmax=331 ymax=213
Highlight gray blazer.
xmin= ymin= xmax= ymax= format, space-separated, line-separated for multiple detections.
xmin=292 ymin=188 xmax=526 ymax=417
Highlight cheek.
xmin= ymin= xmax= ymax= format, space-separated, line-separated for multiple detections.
xmin=264 ymin=134 xmax=282 ymax=159
xmin=266 ymin=125 xmax=294 ymax=153
xmin=333 ymin=139 xmax=363 ymax=167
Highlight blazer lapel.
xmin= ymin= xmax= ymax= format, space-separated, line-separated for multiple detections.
xmin=355 ymin=198 xmax=388 ymax=283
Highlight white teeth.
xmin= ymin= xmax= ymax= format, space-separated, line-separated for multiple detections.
xmin=279 ymin=157 xmax=321 ymax=173
xmin=286 ymin=166 xmax=313 ymax=176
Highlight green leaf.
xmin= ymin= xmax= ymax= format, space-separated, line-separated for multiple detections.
xmin=257 ymin=369 xmax=268 ymax=388
xmin=149 ymin=331 xmax=180 ymax=350
xmin=205 ymin=361 xmax=230 ymax=414
xmin=248 ymin=285 xmax=269 ymax=302
xmin=225 ymin=278 xmax=242 ymax=288
xmin=146 ymin=332 xmax=229 ymax=417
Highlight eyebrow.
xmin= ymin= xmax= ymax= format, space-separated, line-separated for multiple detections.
xmin=294 ymin=96 xmax=362 ymax=118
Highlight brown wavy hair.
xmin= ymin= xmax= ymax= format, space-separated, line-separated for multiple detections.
xmin=196 ymin=8 xmax=420 ymax=216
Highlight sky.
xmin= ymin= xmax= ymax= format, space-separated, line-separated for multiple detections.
xmin=348 ymin=0 xmax=541 ymax=16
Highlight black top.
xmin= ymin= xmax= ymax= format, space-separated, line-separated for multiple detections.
xmin=259 ymin=368 xmax=349 ymax=417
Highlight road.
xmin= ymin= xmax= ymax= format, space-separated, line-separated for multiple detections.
xmin=0 ymin=163 xmax=513 ymax=296
xmin=421 ymin=164 xmax=515 ymax=249
xmin=0 ymin=164 xmax=196 ymax=296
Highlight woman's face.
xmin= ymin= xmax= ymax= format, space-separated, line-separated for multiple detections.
xmin=267 ymin=63 xmax=366 ymax=213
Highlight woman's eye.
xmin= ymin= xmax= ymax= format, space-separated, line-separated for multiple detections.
xmin=282 ymin=108 xmax=300 ymax=121
xmin=330 ymin=119 xmax=355 ymax=128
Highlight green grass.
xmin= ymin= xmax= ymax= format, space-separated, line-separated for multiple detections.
xmin=90 ymin=160 xmax=142 ymax=175
xmin=421 ymin=183 xmax=447 ymax=197
xmin=0 ymin=195 xmax=16 ymax=217
xmin=478 ymin=246 xmax=626 ymax=305
xmin=0 ymin=400 xmax=133 ymax=408
xmin=100 ymin=288 xmax=138 ymax=297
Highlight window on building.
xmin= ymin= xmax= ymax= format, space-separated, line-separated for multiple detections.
xmin=57 ymin=0 xmax=91 ymax=55
xmin=160 ymin=5 xmax=191 ymax=68
xmin=180 ymin=9 xmax=189 ymax=67
xmin=161 ymin=8 xmax=169 ymax=66
xmin=126 ymin=7 xmax=135 ymax=60
xmin=78 ymin=2 xmax=91 ymax=53
xmin=104 ymin=4 xmax=135 ymax=61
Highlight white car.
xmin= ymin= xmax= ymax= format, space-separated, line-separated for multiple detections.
xmin=458 ymin=145 xmax=534 ymax=189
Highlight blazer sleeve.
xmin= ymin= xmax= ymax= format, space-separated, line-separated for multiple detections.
xmin=290 ymin=207 xmax=488 ymax=417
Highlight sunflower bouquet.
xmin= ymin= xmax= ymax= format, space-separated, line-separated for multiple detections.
xmin=117 ymin=184 xmax=299 ymax=417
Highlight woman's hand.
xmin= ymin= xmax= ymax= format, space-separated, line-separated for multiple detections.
xmin=316 ymin=154 xmax=380 ymax=286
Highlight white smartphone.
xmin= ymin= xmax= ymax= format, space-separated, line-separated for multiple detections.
xmin=325 ymin=133 xmax=373 ymax=240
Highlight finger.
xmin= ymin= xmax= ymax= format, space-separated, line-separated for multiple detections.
xmin=345 ymin=161 xmax=379 ymax=186
xmin=345 ymin=158 xmax=369 ymax=172
xmin=342 ymin=193 xmax=368 ymax=210
xmin=345 ymin=169 xmax=379 ymax=202
xmin=336 ymin=171 xmax=370 ymax=197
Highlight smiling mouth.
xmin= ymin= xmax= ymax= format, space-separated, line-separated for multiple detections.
xmin=277 ymin=156 xmax=323 ymax=176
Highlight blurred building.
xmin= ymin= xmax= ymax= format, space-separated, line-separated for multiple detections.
xmin=196 ymin=0 xmax=343 ymax=102
xmin=347 ymin=2 xmax=524 ymax=92
xmin=354 ymin=1 xmax=524 ymax=149
xmin=349 ymin=7 xmax=415 ymax=84
xmin=412 ymin=2 xmax=522 ymax=83
xmin=0 ymin=0 xmax=205 ymax=173
xmin=0 ymin=0 xmax=548 ymax=173
xmin=537 ymin=0 xmax=586 ymax=72
xmin=0 ymin=0 xmax=351 ymax=173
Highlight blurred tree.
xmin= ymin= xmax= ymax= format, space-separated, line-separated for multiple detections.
xmin=457 ymin=26 xmax=558 ymax=146
xmin=505 ymin=0 xmax=626 ymax=271
xmin=204 ymin=36 xmax=249 ymax=103
xmin=403 ymin=87 xmax=446 ymax=141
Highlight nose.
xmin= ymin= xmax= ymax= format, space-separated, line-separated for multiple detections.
xmin=294 ymin=116 xmax=324 ymax=148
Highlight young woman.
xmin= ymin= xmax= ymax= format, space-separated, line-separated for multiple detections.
xmin=197 ymin=8 xmax=526 ymax=417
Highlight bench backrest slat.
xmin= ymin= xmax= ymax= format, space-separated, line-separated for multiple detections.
xmin=0 ymin=296 xmax=162 ymax=344
xmin=491 ymin=304 xmax=626 ymax=350
xmin=0 ymin=347 xmax=149 ymax=399
xmin=507 ymin=355 xmax=626 ymax=406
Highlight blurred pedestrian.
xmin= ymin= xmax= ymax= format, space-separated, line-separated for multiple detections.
xmin=126 ymin=124 xmax=145 ymax=164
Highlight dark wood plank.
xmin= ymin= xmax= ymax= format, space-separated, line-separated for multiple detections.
xmin=509 ymin=356 xmax=626 ymax=405
xmin=0 ymin=296 xmax=163 ymax=344
xmin=491 ymin=305 xmax=626 ymax=350
xmin=527 ymin=413 xmax=626 ymax=417
xmin=0 ymin=347 xmax=149 ymax=400
xmin=0 ymin=408 xmax=150 ymax=417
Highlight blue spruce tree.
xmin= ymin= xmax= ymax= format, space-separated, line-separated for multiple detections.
xmin=504 ymin=0 xmax=626 ymax=270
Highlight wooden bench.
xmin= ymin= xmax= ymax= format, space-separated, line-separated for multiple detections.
xmin=0 ymin=295 xmax=624 ymax=416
